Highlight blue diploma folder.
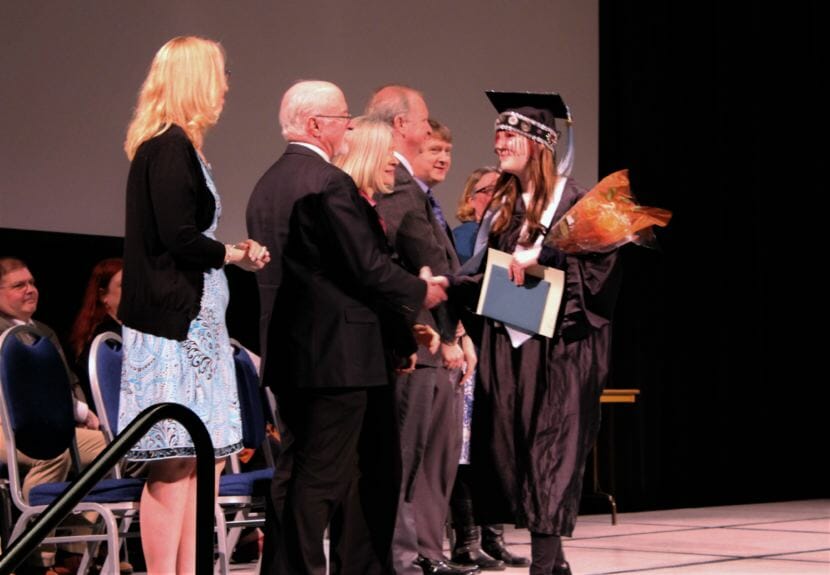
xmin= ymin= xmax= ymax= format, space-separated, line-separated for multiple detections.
xmin=476 ymin=249 xmax=565 ymax=338
xmin=479 ymin=266 xmax=551 ymax=333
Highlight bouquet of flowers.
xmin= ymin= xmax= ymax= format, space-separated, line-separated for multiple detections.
xmin=547 ymin=169 xmax=671 ymax=253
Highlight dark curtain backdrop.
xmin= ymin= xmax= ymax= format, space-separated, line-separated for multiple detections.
xmin=596 ymin=1 xmax=825 ymax=510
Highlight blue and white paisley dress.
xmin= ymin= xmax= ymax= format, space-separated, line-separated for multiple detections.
xmin=118 ymin=158 xmax=242 ymax=460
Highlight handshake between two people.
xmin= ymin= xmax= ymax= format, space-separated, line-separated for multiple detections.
xmin=419 ymin=265 xmax=450 ymax=309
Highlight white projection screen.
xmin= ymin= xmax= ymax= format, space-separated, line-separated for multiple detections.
xmin=1 ymin=1 xmax=598 ymax=242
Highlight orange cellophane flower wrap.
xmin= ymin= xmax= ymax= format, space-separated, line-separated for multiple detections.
xmin=547 ymin=169 xmax=672 ymax=253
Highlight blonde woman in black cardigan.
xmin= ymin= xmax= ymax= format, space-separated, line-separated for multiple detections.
xmin=118 ymin=36 xmax=269 ymax=574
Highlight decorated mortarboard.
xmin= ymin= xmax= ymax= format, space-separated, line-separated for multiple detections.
xmin=485 ymin=90 xmax=575 ymax=176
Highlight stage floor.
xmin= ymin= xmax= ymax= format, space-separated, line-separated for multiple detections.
xmin=223 ymin=499 xmax=829 ymax=574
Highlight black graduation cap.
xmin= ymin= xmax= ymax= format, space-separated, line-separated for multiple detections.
xmin=485 ymin=90 xmax=574 ymax=175
xmin=486 ymin=91 xmax=569 ymax=124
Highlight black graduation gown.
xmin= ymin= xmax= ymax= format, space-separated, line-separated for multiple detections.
xmin=470 ymin=178 xmax=621 ymax=536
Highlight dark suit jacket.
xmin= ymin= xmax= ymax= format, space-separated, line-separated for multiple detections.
xmin=250 ymin=145 xmax=425 ymax=391
xmin=247 ymin=144 xmax=318 ymax=358
xmin=374 ymin=164 xmax=460 ymax=367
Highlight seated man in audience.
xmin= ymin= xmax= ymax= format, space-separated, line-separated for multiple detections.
xmin=0 ymin=256 xmax=108 ymax=574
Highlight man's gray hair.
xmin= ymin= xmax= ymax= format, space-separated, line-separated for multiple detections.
xmin=365 ymin=84 xmax=421 ymax=125
xmin=279 ymin=80 xmax=343 ymax=141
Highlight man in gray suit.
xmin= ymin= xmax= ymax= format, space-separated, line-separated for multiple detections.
xmin=366 ymin=86 xmax=477 ymax=575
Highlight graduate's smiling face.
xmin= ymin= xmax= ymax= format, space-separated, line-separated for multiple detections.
xmin=494 ymin=130 xmax=530 ymax=176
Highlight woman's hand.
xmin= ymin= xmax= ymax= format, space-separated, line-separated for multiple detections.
xmin=508 ymin=246 xmax=541 ymax=286
xmin=441 ymin=341 xmax=465 ymax=371
xmin=227 ymin=240 xmax=270 ymax=271
xmin=459 ymin=334 xmax=477 ymax=386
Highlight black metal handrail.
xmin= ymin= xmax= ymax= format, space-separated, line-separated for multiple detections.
xmin=0 ymin=403 xmax=215 ymax=575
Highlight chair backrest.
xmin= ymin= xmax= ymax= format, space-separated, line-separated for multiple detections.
xmin=0 ymin=325 xmax=77 ymax=506
xmin=230 ymin=340 xmax=265 ymax=450
xmin=88 ymin=331 xmax=123 ymax=443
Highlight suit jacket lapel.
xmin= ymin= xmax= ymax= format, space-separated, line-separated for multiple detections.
xmin=395 ymin=165 xmax=460 ymax=272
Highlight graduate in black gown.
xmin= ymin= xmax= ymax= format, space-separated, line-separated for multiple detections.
xmin=465 ymin=92 xmax=621 ymax=575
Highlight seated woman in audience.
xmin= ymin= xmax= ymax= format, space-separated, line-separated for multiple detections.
xmin=68 ymin=257 xmax=123 ymax=413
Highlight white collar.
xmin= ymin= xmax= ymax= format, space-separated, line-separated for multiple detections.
xmin=394 ymin=151 xmax=414 ymax=176
xmin=291 ymin=142 xmax=330 ymax=163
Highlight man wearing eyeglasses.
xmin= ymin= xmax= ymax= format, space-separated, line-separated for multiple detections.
xmin=247 ymin=81 xmax=355 ymax=366
xmin=247 ymin=81 xmax=446 ymax=575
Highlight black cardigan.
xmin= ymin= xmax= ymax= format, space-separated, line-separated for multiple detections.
xmin=118 ymin=125 xmax=225 ymax=340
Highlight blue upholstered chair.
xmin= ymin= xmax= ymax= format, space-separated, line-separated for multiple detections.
xmin=88 ymin=332 xmax=125 ymax=476
xmin=0 ymin=325 xmax=142 ymax=573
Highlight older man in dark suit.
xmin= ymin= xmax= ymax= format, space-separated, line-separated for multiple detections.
xmin=366 ymin=86 xmax=477 ymax=575
xmin=247 ymin=80 xmax=446 ymax=575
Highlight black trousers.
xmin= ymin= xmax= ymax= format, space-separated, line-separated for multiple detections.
xmin=261 ymin=386 xmax=398 ymax=575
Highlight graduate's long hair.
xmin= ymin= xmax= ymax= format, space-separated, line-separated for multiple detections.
xmin=490 ymin=138 xmax=558 ymax=246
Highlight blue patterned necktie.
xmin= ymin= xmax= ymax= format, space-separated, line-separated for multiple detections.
xmin=425 ymin=188 xmax=449 ymax=234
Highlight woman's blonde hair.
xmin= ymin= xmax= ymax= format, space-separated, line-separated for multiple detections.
xmin=124 ymin=36 xmax=227 ymax=159
xmin=335 ymin=116 xmax=395 ymax=195
xmin=490 ymin=138 xmax=558 ymax=245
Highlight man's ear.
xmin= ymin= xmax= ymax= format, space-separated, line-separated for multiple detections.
xmin=393 ymin=114 xmax=406 ymax=131
xmin=306 ymin=115 xmax=320 ymax=137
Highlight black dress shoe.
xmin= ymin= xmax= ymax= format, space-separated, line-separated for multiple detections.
xmin=451 ymin=548 xmax=506 ymax=571
xmin=480 ymin=540 xmax=530 ymax=567
xmin=415 ymin=554 xmax=481 ymax=574
xmin=552 ymin=560 xmax=572 ymax=575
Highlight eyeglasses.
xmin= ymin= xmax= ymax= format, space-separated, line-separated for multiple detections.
xmin=315 ymin=114 xmax=353 ymax=121
xmin=0 ymin=279 xmax=36 ymax=291
xmin=473 ymin=185 xmax=495 ymax=196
